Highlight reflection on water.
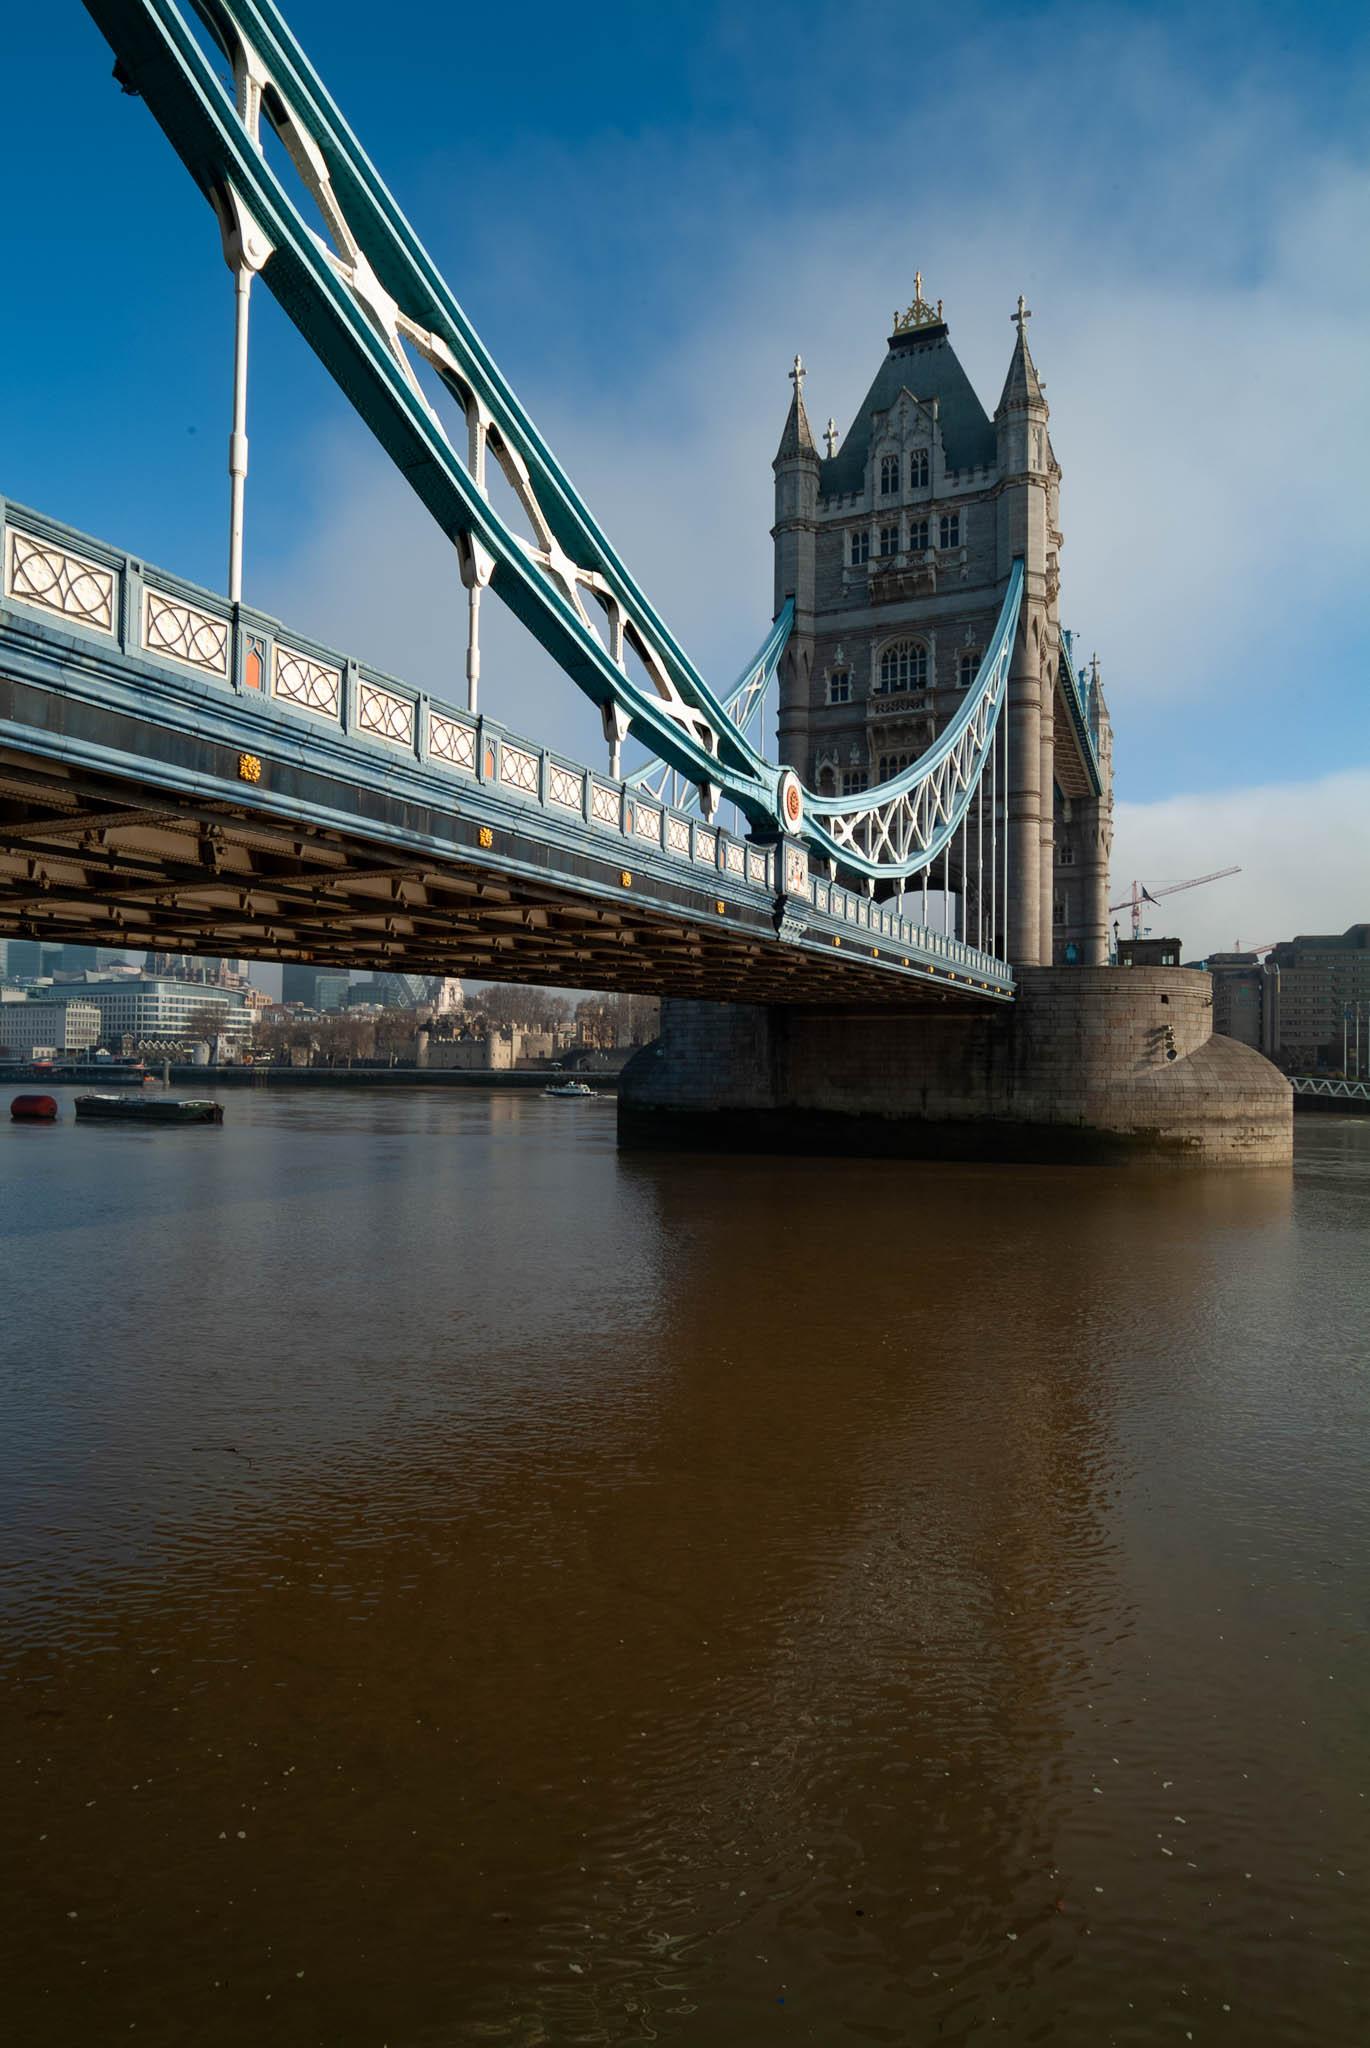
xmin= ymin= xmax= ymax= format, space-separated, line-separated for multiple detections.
xmin=1 ymin=1090 xmax=1366 ymax=2045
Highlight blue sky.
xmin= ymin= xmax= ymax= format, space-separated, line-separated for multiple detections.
xmin=4 ymin=1 xmax=1368 ymax=953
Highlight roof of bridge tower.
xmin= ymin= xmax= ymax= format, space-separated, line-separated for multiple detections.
xmin=996 ymin=294 xmax=1046 ymax=412
xmin=774 ymin=352 xmax=818 ymax=462
xmin=819 ymin=296 xmax=996 ymax=493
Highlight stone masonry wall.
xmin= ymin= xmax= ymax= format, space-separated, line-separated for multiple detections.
xmin=620 ymin=969 xmax=1293 ymax=1166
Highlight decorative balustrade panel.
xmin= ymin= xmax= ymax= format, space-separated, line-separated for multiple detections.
xmin=499 ymin=741 xmax=538 ymax=795
xmin=428 ymin=709 xmax=476 ymax=771
xmin=694 ymin=829 xmax=717 ymax=866
xmin=633 ymin=804 xmax=662 ymax=845
xmin=274 ymin=644 xmax=341 ymax=717
xmin=547 ymin=762 xmax=584 ymax=810
xmin=591 ymin=782 xmax=619 ymax=826
xmin=357 ymin=679 xmax=415 ymax=747
xmin=144 ymin=587 xmax=229 ymax=677
xmin=5 ymin=527 xmax=115 ymax=634
xmin=665 ymin=816 xmax=690 ymax=856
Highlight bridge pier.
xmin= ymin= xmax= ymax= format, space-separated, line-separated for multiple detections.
xmin=619 ymin=969 xmax=1292 ymax=1167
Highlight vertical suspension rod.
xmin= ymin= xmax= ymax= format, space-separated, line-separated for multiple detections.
xmin=227 ymin=264 xmax=252 ymax=605
xmin=991 ymin=706 xmax=998 ymax=960
xmin=977 ymin=752 xmax=984 ymax=952
xmin=1002 ymin=672 xmax=1010 ymax=962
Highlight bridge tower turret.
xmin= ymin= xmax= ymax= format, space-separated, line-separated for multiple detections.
xmin=772 ymin=354 xmax=819 ymax=775
xmin=994 ymin=295 xmax=1055 ymax=966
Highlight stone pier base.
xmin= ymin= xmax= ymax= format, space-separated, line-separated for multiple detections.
xmin=618 ymin=969 xmax=1293 ymax=1167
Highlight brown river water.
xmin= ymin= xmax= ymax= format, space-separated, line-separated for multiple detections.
xmin=1 ymin=1087 xmax=1367 ymax=2046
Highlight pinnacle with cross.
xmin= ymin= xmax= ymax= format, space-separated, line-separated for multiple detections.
xmin=1012 ymin=293 xmax=1031 ymax=336
xmin=789 ymin=353 xmax=805 ymax=400
xmin=824 ymin=417 xmax=838 ymax=458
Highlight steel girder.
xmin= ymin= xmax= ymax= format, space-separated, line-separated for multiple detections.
xmin=81 ymin=0 xmax=778 ymax=815
xmin=801 ymin=561 xmax=1022 ymax=883
xmin=80 ymin=0 xmax=1021 ymax=897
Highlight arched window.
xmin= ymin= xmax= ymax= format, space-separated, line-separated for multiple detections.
xmin=877 ymin=751 xmax=915 ymax=782
xmin=877 ymin=640 xmax=928 ymax=694
xmin=879 ymin=454 xmax=900 ymax=496
xmin=816 ymin=763 xmax=837 ymax=796
xmin=910 ymin=448 xmax=929 ymax=489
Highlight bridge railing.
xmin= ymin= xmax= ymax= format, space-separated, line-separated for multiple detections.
xmin=0 ymin=497 xmax=779 ymax=885
xmin=1 ymin=496 xmax=1014 ymax=998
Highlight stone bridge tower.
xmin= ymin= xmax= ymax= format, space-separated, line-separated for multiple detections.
xmin=772 ymin=281 xmax=1112 ymax=966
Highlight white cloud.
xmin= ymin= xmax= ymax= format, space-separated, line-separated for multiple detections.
xmin=1113 ymin=769 xmax=1370 ymax=959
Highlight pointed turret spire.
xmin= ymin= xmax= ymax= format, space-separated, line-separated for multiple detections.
xmin=774 ymin=352 xmax=818 ymax=461
xmin=997 ymin=294 xmax=1045 ymax=412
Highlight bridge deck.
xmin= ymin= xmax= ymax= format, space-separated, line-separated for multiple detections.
xmin=0 ymin=501 xmax=1012 ymax=1007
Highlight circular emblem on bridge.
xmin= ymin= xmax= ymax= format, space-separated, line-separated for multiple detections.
xmin=779 ymin=769 xmax=803 ymax=833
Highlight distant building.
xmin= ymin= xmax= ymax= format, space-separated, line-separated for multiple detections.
xmin=313 ymin=972 xmax=351 ymax=1012
xmin=1266 ymin=925 xmax=1370 ymax=1072
xmin=1205 ymin=952 xmax=1281 ymax=1058
xmin=68 ymin=977 xmax=254 ymax=1054
xmin=3 ymin=939 xmax=50 ymax=982
xmin=374 ymin=972 xmax=431 ymax=1009
xmin=281 ymin=964 xmax=327 ymax=1006
xmin=1 ymin=999 xmax=101 ymax=1062
xmin=1117 ymin=936 xmax=1183 ymax=969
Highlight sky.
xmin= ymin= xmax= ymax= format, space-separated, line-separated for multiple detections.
xmin=3 ymin=0 xmax=1368 ymax=962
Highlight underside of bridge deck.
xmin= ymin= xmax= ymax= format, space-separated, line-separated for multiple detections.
xmin=0 ymin=744 xmax=985 ymax=1011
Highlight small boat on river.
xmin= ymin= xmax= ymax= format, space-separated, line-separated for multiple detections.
xmin=543 ymin=1080 xmax=595 ymax=1098
xmin=75 ymin=1094 xmax=224 ymax=1126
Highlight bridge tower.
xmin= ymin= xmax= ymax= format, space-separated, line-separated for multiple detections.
xmin=773 ymin=282 xmax=1111 ymax=966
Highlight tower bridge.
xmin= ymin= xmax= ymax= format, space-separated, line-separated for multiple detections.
xmin=0 ymin=0 xmax=1291 ymax=1163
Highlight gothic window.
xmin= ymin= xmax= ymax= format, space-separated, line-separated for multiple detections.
xmin=939 ymin=511 xmax=961 ymax=548
xmin=958 ymin=649 xmax=981 ymax=688
xmin=878 ymin=524 xmax=899 ymax=558
xmin=879 ymin=454 xmax=900 ymax=496
xmin=849 ymin=528 xmax=870 ymax=567
xmin=909 ymin=518 xmax=929 ymax=552
xmin=842 ymin=770 xmax=868 ymax=796
xmin=1058 ymin=843 xmax=1076 ymax=866
xmin=877 ymin=639 xmax=927 ymax=694
xmin=816 ymin=764 xmax=837 ymax=795
xmin=828 ymin=669 xmax=852 ymax=704
xmin=877 ymin=751 xmax=914 ymax=781
xmin=1054 ymin=894 xmax=1067 ymax=926
xmin=910 ymin=448 xmax=929 ymax=488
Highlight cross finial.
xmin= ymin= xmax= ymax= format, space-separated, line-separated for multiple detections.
xmin=790 ymin=353 xmax=805 ymax=399
xmin=1013 ymin=293 xmax=1032 ymax=336
xmin=824 ymin=416 xmax=838 ymax=458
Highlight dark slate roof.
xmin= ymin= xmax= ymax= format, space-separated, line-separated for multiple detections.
xmin=774 ymin=389 xmax=818 ymax=462
xmin=820 ymin=324 xmax=997 ymax=494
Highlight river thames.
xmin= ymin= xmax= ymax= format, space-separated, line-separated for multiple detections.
xmin=2 ymin=1089 xmax=1366 ymax=2045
